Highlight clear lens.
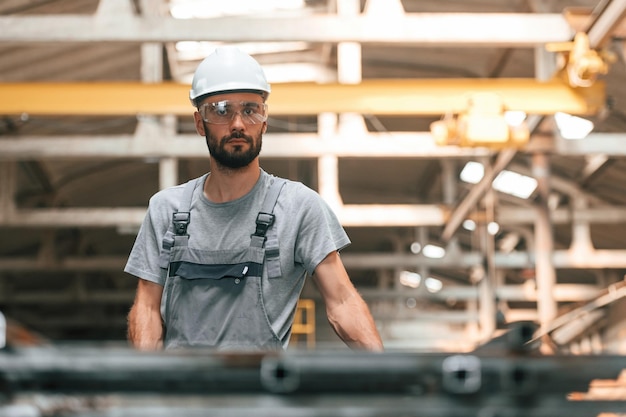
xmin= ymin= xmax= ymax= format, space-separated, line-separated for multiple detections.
xmin=199 ymin=100 xmax=268 ymax=125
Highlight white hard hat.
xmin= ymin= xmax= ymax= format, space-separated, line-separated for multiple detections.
xmin=189 ymin=47 xmax=271 ymax=106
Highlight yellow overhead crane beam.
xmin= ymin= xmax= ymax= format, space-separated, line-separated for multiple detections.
xmin=0 ymin=78 xmax=605 ymax=117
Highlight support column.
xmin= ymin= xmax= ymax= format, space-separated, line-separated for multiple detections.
xmin=317 ymin=155 xmax=342 ymax=210
xmin=478 ymin=189 xmax=497 ymax=342
xmin=570 ymin=196 xmax=594 ymax=254
xmin=321 ymin=0 xmax=361 ymax=211
xmin=159 ymin=158 xmax=178 ymax=190
xmin=0 ymin=162 xmax=16 ymax=223
xmin=440 ymin=160 xmax=460 ymax=254
xmin=317 ymin=113 xmax=342 ymax=209
xmin=533 ymin=152 xmax=558 ymax=333
xmin=138 ymin=9 xmax=179 ymax=190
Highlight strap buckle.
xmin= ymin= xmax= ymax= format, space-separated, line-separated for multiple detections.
xmin=172 ymin=211 xmax=191 ymax=235
xmin=253 ymin=212 xmax=275 ymax=238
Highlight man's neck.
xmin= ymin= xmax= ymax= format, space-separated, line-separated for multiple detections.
xmin=204 ymin=161 xmax=261 ymax=203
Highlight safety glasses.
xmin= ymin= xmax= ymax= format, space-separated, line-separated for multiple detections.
xmin=198 ymin=100 xmax=268 ymax=125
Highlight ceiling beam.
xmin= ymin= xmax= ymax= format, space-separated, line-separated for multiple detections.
xmin=578 ymin=154 xmax=611 ymax=184
xmin=3 ymin=132 xmax=626 ymax=160
xmin=0 ymin=79 xmax=605 ymax=117
xmin=585 ymin=0 xmax=626 ymax=48
xmin=0 ymin=133 xmax=486 ymax=160
xmin=3 ymin=248 xmax=626 ymax=271
xmin=1 ymin=208 xmax=146 ymax=227
xmin=1 ymin=205 xmax=625 ymax=228
xmin=565 ymin=7 xmax=626 ymax=39
xmin=0 ymin=13 xmax=574 ymax=45
xmin=555 ymin=133 xmax=626 ymax=155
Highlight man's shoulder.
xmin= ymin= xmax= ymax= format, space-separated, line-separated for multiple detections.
xmin=148 ymin=175 xmax=205 ymax=210
xmin=149 ymin=183 xmax=185 ymax=205
xmin=264 ymin=174 xmax=317 ymax=201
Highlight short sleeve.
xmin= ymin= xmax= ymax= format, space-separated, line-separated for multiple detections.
xmin=291 ymin=185 xmax=351 ymax=275
xmin=124 ymin=189 xmax=179 ymax=285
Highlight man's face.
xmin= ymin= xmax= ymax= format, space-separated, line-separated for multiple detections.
xmin=194 ymin=92 xmax=267 ymax=169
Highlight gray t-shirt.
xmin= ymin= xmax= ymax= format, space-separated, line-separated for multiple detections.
xmin=124 ymin=169 xmax=350 ymax=345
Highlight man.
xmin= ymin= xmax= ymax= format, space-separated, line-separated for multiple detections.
xmin=125 ymin=47 xmax=383 ymax=352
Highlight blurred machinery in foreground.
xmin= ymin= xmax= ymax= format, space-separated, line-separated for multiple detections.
xmin=0 ymin=323 xmax=624 ymax=417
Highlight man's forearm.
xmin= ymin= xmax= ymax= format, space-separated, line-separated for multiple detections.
xmin=127 ymin=304 xmax=163 ymax=350
xmin=327 ymin=295 xmax=384 ymax=352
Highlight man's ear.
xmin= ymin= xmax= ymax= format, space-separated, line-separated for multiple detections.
xmin=193 ymin=111 xmax=205 ymax=136
xmin=262 ymin=122 xmax=267 ymax=134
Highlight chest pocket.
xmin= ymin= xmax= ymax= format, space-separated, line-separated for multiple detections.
xmin=170 ymin=261 xmax=262 ymax=281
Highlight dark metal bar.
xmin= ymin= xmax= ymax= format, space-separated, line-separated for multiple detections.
xmin=0 ymin=346 xmax=623 ymax=397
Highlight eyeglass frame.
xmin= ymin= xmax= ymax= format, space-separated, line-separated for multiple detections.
xmin=197 ymin=100 xmax=269 ymax=125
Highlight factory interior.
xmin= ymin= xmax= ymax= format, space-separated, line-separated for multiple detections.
xmin=0 ymin=0 xmax=626 ymax=415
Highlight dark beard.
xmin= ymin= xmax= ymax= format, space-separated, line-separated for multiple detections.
xmin=205 ymin=129 xmax=262 ymax=169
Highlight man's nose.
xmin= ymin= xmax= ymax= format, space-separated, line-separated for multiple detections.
xmin=230 ymin=111 xmax=246 ymax=128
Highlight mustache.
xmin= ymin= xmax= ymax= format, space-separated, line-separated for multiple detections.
xmin=224 ymin=132 xmax=252 ymax=142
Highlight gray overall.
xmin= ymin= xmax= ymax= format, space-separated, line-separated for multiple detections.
xmin=158 ymin=175 xmax=286 ymax=351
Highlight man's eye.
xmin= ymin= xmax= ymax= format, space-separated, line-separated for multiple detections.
xmin=214 ymin=106 xmax=229 ymax=116
xmin=244 ymin=104 xmax=261 ymax=114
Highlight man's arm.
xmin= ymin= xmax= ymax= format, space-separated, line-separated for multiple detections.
xmin=127 ymin=278 xmax=164 ymax=350
xmin=312 ymin=251 xmax=384 ymax=351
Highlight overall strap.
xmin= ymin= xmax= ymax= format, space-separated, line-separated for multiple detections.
xmin=250 ymin=176 xmax=287 ymax=278
xmin=173 ymin=176 xmax=198 ymax=237
xmin=160 ymin=176 xmax=203 ymax=262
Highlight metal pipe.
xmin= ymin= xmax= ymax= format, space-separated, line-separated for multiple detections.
xmin=0 ymin=347 xmax=622 ymax=400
